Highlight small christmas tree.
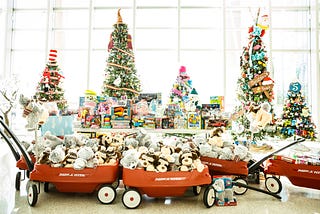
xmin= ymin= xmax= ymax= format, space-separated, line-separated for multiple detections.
xmin=102 ymin=9 xmax=141 ymax=99
xmin=168 ymin=66 xmax=193 ymax=109
xmin=34 ymin=50 xmax=67 ymax=111
xmin=232 ymin=9 xmax=275 ymax=141
xmin=278 ymin=81 xmax=317 ymax=140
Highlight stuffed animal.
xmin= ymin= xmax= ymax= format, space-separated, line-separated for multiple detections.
xmin=208 ymin=127 xmax=224 ymax=147
xmin=218 ymin=147 xmax=235 ymax=160
xmin=120 ymin=148 xmax=140 ymax=169
xmin=74 ymin=146 xmax=94 ymax=170
xmin=44 ymin=131 xmax=64 ymax=149
xmin=247 ymin=102 xmax=272 ymax=133
xmin=49 ymin=145 xmax=66 ymax=167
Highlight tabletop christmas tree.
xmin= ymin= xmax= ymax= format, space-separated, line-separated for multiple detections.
xmin=34 ymin=49 xmax=67 ymax=111
xmin=168 ymin=66 xmax=193 ymax=109
xmin=102 ymin=9 xmax=141 ymax=99
xmin=232 ymin=9 xmax=275 ymax=141
xmin=277 ymin=81 xmax=317 ymax=140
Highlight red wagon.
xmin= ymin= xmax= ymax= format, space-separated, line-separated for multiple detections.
xmin=0 ymin=117 xmax=120 ymax=207
xmin=264 ymin=156 xmax=320 ymax=193
xmin=121 ymin=166 xmax=214 ymax=209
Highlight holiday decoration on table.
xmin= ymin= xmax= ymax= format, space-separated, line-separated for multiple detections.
xmin=168 ymin=65 xmax=194 ymax=110
xmin=231 ymin=8 xmax=275 ymax=141
xmin=102 ymin=9 xmax=141 ymax=99
xmin=34 ymin=49 xmax=67 ymax=111
xmin=277 ymin=80 xmax=317 ymax=140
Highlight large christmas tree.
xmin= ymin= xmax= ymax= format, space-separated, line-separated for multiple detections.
xmin=232 ymin=9 xmax=275 ymax=141
xmin=102 ymin=9 xmax=141 ymax=99
xmin=278 ymin=81 xmax=317 ymax=140
xmin=34 ymin=49 xmax=67 ymax=111
xmin=168 ymin=66 xmax=193 ymax=109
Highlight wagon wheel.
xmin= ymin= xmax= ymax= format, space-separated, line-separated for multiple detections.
xmin=233 ymin=177 xmax=248 ymax=195
xmin=265 ymin=176 xmax=282 ymax=194
xmin=15 ymin=171 xmax=21 ymax=191
xmin=44 ymin=182 xmax=50 ymax=193
xmin=27 ymin=184 xmax=38 ymax=206
xmin=122 ymin=188 xmax=142 ymax=209
xmin=192 ymin=185 xmax=202 ymax=196
xmin=203 ymin=185 xmax=215 ymax=208
xmin=97 ymin=185 xmax=117 ymax=204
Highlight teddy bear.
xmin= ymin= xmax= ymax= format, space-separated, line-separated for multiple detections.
xmin=179 ymin=151 xmax=194 ymax=171
xmin=218 ymin=146 xmax=235 ymax=160
xmin=63 ymin=148 xmax=78 ymax=168
xmin=120 ymin=148 xmax=140 ymax=169
xmin=156 ymin=155 xmax=171 ymax=172
xmin=37 ymin=147 xmax=51 ymax=164
xmin=234 ymin=144 xmax=251 ymax=161
xmin=73 ymin=146 xmax=95 ymax=170
xmin=44 ymin=131 xmax=64 ymax=149
xmin=247 ymin=102 xmax=272 ymax=133
xmin=124 ymin=137 xmax=139 ymax=150
xmin=49 ymin=144 xmax=66 ymax=167
xmin=207 ymin=127 xmax=224 ymax=147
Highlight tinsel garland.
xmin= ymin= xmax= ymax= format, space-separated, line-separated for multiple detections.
xmin=104 ymin=84 xmax=139 ymax=94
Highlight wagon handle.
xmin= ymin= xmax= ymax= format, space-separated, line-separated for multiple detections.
xmin=233 ymin=181 xmax=281 ymax=199
xmin=248 ymin=137 xmax=305 ymax=173
xmin=0 ymin=118 xmax=34 ymax=171
xmin=0 ymin=117 xmax=21 ymax=161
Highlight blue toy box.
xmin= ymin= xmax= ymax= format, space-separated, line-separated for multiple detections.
xmin=41 ymin=115 xmax=74 ymax=136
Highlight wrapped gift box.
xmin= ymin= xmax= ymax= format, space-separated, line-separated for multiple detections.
xmin=41 ymin=115 xmax=74 ymax=136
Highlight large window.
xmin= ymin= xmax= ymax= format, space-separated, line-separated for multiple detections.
xmin=1 ymin=0 xmax=319 ymax=130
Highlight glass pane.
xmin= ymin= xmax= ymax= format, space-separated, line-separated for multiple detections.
xmin=271 ymin=0 xmax=310 ymax=7
xmin=135 ymin=50 xmax=177 ymax=104
xmin=54 ymin=0 xmax=89 ymax=8
xmin=14 ymin=0 xmax=48 ymax=9
xmin=180 ymin=51 xmax=224 ymax=104
xmin=13 ymin=31 xmax=46 ymax=49
xmin=272 ymin=10 xmax=309 ymax=28
xmin=53 ymin=30 xmax=88 ymax=49
xmin=93 ymin=8 xmax=133 ymax=29
xmin=180 ymin=29 xmax=220 ymax=49
xmin=181 ymin=0 xmax=221 ymax=7
xmin=11 ymin=51 xmax=45 ymax=97
xmin=272 ymin=52 xmax=310 ymax=104
xmin=92 ymin=29 xmax=110 ymax=49
xmin=180 ymin=8 xmax=222 ymax=28
xmin=14 ymin=11 xmax=47 ymax=29
xmin=58 ymin=50 xmax=88 ymax=109
xmin=54 ymin=10 xmax=89 ymax=28
xmin=135 ymin=29 xmax=177 ymax=49
xmin=225 ymin=51 xmax=241 ymax=111
xmin=226 ymin=9 xmax=257 ymax=29
xmin=94 ymin=0 xmax=133 ymax=7
xmin=272 ymin=30 xmax=309 ymax=49
xmin=89 ymin=50 xmax=106 ymax=94
xmin=225 ymin=29 xmax=248 ymax=50
xmin=136 ymin=8 xmax=177 ymax=28
xmin=136 ymin=0 xmax=177 ymax=7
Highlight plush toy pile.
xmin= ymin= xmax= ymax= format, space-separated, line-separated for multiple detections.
xmin=120 ymin=128 xmax=205 ymax=172
xmin=34 ymin=131 xmax=126 ymax=170
xmin=197 ymin=127 xmax=252 ymax=162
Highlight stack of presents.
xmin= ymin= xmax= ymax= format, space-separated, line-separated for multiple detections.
xmin=78 ymin=90 xmax=228 ymax=130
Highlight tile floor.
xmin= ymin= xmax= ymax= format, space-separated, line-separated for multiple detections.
xmin=1 ymin=141 xmax=320 ymax=214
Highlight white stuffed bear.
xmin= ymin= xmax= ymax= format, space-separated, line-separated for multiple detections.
xmin=73 ymin=146 xmax=95 ymax=170
xmin=49 ymin=145 xmax=66 ymax=167
xmin=44 ymin=131 xmax=64 ymax=149
xmin=120 ymin=149 xmax=140 ymax=169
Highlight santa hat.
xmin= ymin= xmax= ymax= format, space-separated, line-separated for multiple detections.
xmin=262 ymin=76 xmax=274 ymax=85
xmin=48 ymin=49 xmax=58 ymax=66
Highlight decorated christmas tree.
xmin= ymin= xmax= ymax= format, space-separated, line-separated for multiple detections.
xmin=168 ymin=66 xmax=193 ymax=109
xmin=102 ymin=9 xmax=141 ymax=99
xmin=278 ymin=81 xmax=317 ymax=140
xmin=232 ymin=9 xmax=275 ymax=141
xmin=34 ymin=49 xmax=67 ymax=111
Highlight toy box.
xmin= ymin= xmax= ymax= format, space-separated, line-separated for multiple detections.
xmin=101 ymin=114 xmax=112 ymax=129
xmin=187 ymin=112 xmax=201 ymax=129
xmin=111 ymin=106 xmax=131 ymax=120
xmin=41 ymin=115 xmax=74 ymax=136
xmin=210 ymin=96 xmax=224 ymax=111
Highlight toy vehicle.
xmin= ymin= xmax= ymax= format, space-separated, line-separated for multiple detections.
xmin=0 ymin=118 xmax=36 ymax=191
xmin=0 ymin=117 xmax=120 ymax=207
xmin=121 ymin=166 xmax=214 ymax=209
xmin=264 ymin=156 xmax=320 ymax=193
xmin=201 ymin=137 xmax=306 ymax=196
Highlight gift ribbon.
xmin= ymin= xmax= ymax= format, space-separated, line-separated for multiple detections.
xmin=107 ymin=62 xmax=130 ymax=71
